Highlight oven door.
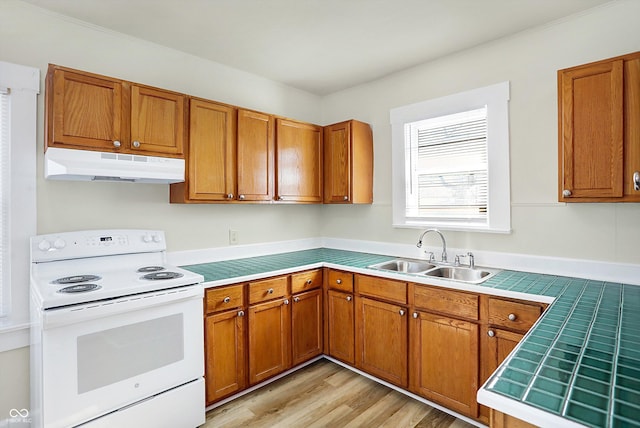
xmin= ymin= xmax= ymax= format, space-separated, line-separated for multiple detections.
xmin=40 ymin=288 xmax=204 ymax=428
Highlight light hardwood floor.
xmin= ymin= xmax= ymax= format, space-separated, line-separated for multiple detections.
xmin=204 ymin=359 xmax=477 ymax=428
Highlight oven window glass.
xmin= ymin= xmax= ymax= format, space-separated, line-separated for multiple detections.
xmin=77 ymin=314 xmax=184 ymax=393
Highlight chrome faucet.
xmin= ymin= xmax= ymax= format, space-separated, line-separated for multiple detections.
xmin=416 ymin=229 xmax=448 ymax=263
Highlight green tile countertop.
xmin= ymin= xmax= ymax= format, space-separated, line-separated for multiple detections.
xmin=181 ymin=248 xmax=640 ymax=428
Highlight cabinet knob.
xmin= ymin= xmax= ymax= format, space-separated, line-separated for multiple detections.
xmin=487 ymin=330 xmax=495 ymax=337
xmin=336 ymin=279 xmax=342 ymax=284
xmin=399 ymin=309 xmax=405 ymax=316
xmin=223 ymin=296 xmax=231 ymax=303
xmin=238 ymin=310 xmax=245 ymax=317
xmin=294 ymin=296 xmax=300 ymax=303
xmin=113 ymin=140 xmax=121 ymax=148
xmin=306 ymin=279 xmax=313 ymax=285
xmin=346 ymin=295 xmax=352 ymax=302
xmin=508 ymin=313 xmax=517 ymax=321
xmin=562 ymin=189 xmax=572 ymax=197
xmin=267 ymin=288 xmax=274 ymax=294
xmin=132 ymin=140 xmax=141 ymax=148
xmin=412 ymin=312 xmax=418 ymax=319
xmin=227 ymin=193 xmax=234 ymax=199
xmin=239 ymin=194 xmax=245 ymax=200
xmin=283 ymin=299 xmax=290 ymax=305
xmin=633 ymin=171 xmax=640 ymax=191
xmin=343 ymin=196 xmax=348 ymax=201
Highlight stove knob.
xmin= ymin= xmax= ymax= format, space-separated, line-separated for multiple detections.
xmin=152 ymin=235 xmax=162 ymax=243
xmin=142 ymin=234 xmax=152 ymax=243
xmin=53 ymin=238 xmax=66 ymax=249
xmin=38 ymin=240 xmax=51 ymax=251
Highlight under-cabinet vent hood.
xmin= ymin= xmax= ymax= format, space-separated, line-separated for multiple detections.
xmin=44 ymin=147 xmax=185 ymax=184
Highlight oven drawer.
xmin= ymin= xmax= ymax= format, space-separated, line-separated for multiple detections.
xmin=291 ymin=269 xmax=323 ymax=294
xmin=205 ymin=284 xmax=244 ymax=314
xmin=249 ymin=276 xmax=288 ymax=304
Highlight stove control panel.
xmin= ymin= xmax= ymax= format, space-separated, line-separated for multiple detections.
xmin=31 ymin=230 xmax=167 ymax=263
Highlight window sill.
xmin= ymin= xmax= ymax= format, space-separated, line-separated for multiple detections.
xmin=0 ymin=320 xmax=30 ymax=352
xmin=392 ymin=222 xmax=512 ymax=234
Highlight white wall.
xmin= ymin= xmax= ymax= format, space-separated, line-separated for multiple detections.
xmin=1 ymin=0 xmax=325 ymax=253
xmin=320 ymin=0 xmax=640 ymax=265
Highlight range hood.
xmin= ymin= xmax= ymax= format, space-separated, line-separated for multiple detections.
xmin=44 ymin=147 xmax=185 ymax=184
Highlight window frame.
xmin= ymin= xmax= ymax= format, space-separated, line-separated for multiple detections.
xmin=0 ymin=61 xmax=39 ymax=351
xmin=390 ymin=81 xmax=511 ymax=233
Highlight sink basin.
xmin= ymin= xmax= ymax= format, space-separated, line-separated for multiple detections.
xmin=368 ymin=259 xmax=436 ymax=274
xmin=422 ymin=266 xmax=498 ymax=284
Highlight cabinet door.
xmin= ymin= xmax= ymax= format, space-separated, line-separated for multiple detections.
xmin=248 ymin=297 xmax=291 ymax=385
xmin=324 ymin=120 xmax=373 ymax=204
xmin=355 ymin=296 xmax=408 ymax=387
xmin=559 ymin=59 xmax=624 ymax=200
xmin=410 ymin=311 xmax=479 ymax=417
xmin=327 ymin=290 xmax=355 ymax=365
xmin=187 ymin=99 xmax=237 ymax=201
xmin=237 ymin=109 xmax=275 ymax=201
xmin=204 ymin=309 xmax=246 ymax=405
xmin=275 ymin=119 xmax=323 ymax=203
xmin=324 ymin=121 xmax=351 ymax=203
xmin=130 ymin=85 xmax=186 ymax=156
xmin=48 ymin=66 xmax=123 ymax=151
xmin=291 ymin=289 xmax=323 ymax=365
xmin=483 ymin=328 xmax=524 ymax=381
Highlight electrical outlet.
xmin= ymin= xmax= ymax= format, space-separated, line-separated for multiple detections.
xmin=229 ymin=229 xmax=239 ymax=245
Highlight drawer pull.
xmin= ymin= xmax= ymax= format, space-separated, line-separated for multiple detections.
xmin=306 ymin=279 xmax=313 ymax=285
xmin=413 ymin=312 xmax=418 ymax=319
xmin=487 ymin=330 xmax=495 ymax=337
xmin=223 ymin=296 xmax=231 ymax=303
xmin=336 ymin=279 xmax=342 ymax=284
xmin=294 ymin=296 xmax=300 ymax=303
xmin=283 ymin=299 xmax=290 ymax=305
xmin=346 ymin=295 xmax=352 ymax=302
xmin=267 ymin=288 xmax=274 ymax=294
xmin=508 ymin=313 xmax=517 ymax=321
xmin=399 ymin=309 xmax=405 ymax=316
xmin=238 ymin=310 xmax=245 ymax=317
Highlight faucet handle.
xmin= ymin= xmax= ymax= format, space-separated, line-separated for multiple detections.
xmin=467 ymin=252 xmax=475 ymax=269
xmin=425 ymin=251 xmax=435 ymax=263
xmin=455 ymin=254 xmax=466 ymax=266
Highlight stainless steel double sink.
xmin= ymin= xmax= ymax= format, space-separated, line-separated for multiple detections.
xmin=367 ymin=258 xmax=499 ymax=284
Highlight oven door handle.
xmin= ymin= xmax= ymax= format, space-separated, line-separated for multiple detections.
xmin=41 ymin=285 xmax=203 ymax=329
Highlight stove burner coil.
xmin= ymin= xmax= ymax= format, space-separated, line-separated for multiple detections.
xmin=51 ymin=275 xmax=102 ymax=285
xmin=137 ymin=266 xmax=166 ymax=273
xmin=57 ymin=284 xmax=101 ymax=293
xmin=142 ymin=272 xmax=184 ymax=281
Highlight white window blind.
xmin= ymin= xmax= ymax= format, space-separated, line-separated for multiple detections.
xmin=406 ymin=107 xmax=488 ymax=223
xmin=0 ymin=88 xmax=10 ymax=317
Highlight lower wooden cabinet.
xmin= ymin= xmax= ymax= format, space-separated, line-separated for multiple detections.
xmin=326 ymin=289 xmax=355 ymax=365
xmin=204 ymin=309 xmax=246 ymax=405
xmin=291 ymin=288 xmax=323 ymax=365
xmin=248 ymin=297 xmax=291 ymax=385
xmin=410 ymin=311 xmax=479 ymax=417
xmin=355 ymin=296 xmax=408 ymax=387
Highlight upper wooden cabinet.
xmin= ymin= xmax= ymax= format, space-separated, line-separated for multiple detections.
xmin=323 ymin=120 xmax=373 ymax=204
xmin=275 ymin=119 xmax=323 ymax=203
xmin=171 ymin=99 xmax=236 ymax=203
xmin=237 ymin=109 xmax=275 ymax=202
xmin=45 ymin=64 xmax=186 ymax=157
xmin=558 ymin=51 xmax=640 ymax=202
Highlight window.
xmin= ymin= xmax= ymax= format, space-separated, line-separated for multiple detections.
xmin=0 ymin=61 xmax=38 ymax=350
xmin=390 ymin=82 xmax=511 ymax=233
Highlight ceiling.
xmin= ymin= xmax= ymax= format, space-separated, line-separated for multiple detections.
xmin=22 ymin=0 xmax=613 ymax=95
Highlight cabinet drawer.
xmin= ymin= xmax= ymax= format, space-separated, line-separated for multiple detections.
xmin=327 ymin=270 xmax=353 ymax=292
xmin=488 ymin=298 xmax=542 ymax=332
xmin=249 ymin=276 xmax=288 ymax=304
xmin=291 ymin=269 xmax=323 ymax=294
xmin=356 ymin=275 xmax=407 ymax=305
xmin=205 ymin=284 xmax=244 ymax=314
xmin=413 ymin=285 xmax=478 ymax=320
